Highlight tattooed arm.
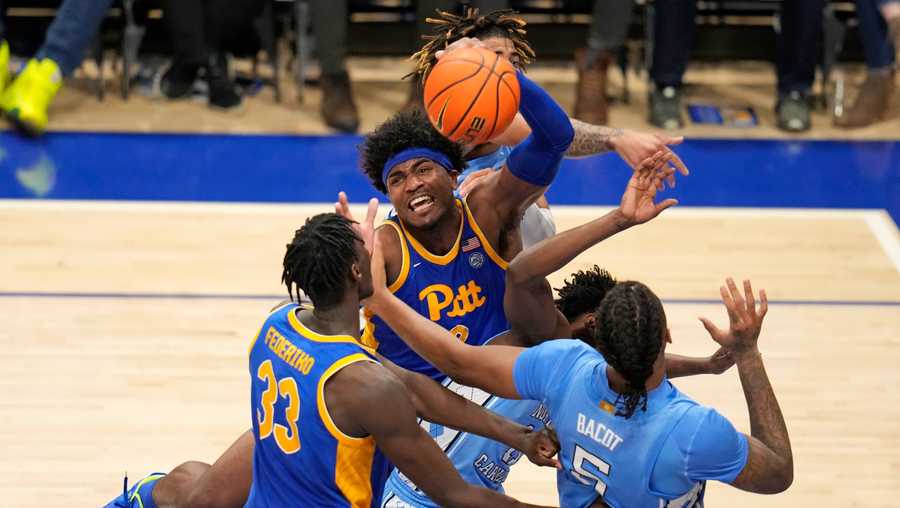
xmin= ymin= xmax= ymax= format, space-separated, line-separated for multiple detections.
xmin=566 ymin=119 xmax=624 ymax=156
xmin=700 ymin=278 xmax=793 ymax=494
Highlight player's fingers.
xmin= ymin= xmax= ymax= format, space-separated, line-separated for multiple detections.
xmin=699 ymin=316 xmax=723 ymax=338
xmin=365 ymin=197 xmax=379 ymax=225
xmin=655 ymin=198 xmax=679 ymax=214
xmin=668 ymin=151 xmax=689 ymax=176
xmin=659 ymin=134 xmax=685 ymax=146
xmin=720 ymin=285 xmax=739 ymax=322
xmin=759 ymin=289 xmax=769 ymax=318
xmin=743 ymin=279 xmax=756 ymax=313
xmin=726 ymin=277 xmax=746 ymax=313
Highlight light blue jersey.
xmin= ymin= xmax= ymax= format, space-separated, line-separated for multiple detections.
xmin=381 ymin=336 xmax=549 ymax=508
xmin=459 ymin=145 xmax=514 ymax=181
xmin=513 ymin=340 xmax=749 ymax=508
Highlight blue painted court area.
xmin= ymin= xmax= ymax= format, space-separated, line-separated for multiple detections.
xmin=1 ymin=131 xmax=898 ymax=223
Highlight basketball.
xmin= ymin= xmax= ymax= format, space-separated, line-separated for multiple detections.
xmin=424 ymin=46 xmax=520 ymax=146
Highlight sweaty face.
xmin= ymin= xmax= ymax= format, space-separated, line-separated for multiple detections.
xmin=478 ymin=36 xmax=522 ymax=69
xmin=385 ymin=157 xmax=458 ymax=230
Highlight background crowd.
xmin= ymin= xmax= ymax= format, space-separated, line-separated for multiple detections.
xmin=0 ymin=0 xmax=898 ymax=137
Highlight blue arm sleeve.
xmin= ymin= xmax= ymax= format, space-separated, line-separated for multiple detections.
xmin=505 ymin=71 xmax=575 ymax=186
xmin=684 ymin=408 xmax=750 ymax=483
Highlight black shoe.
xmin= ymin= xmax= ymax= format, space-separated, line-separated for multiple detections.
xmin=776 ymin=91 xmax=811 ymax=132
xmin=206 ymin=53 xmax=242 ymax=110
xmin=649 ymin=85 xmax=683 ymax=129
xmin=320 ymin=72 xmax=360 ymax=133
xmin=161 ymin=60 xmax=200 ymax=99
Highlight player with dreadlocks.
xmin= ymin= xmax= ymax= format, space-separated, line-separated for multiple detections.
xmin=365 ymin=162 xmax=795 ymax=507
xmin=407 ymin=7 xmax=689 ymax=249
xmin=103 ymin=203 xmax=563 ymax=508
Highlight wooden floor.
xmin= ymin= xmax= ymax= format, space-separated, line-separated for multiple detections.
xmin=1 ymin=200 xmax=899 ymax=507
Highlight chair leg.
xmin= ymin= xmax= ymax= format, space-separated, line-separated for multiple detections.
xmin=294 ymin=0 xmax=309 ymax=104
xmin=121 ymin=0 xmax=146 ymax=100
xmin=820 ymin=5 xmax=847 ymax=110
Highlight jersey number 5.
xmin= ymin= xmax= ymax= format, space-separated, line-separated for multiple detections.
xmin=572 ymin=445 xmax=611 ymax=497
xmin=257 ymin=359 xmax=301 ymax=454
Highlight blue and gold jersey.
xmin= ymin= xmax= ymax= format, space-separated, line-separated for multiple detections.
xmin=363 ymin=198 xmax=510 ymax=380
xmin=246 ymin=303 xmax=392 ymax=508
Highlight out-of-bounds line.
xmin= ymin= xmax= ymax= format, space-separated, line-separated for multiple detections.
xmin=0 ymin=291 xmax=897 ymax=307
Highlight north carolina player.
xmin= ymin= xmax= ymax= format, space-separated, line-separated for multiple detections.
xmin=365 ymin=166 xmax=794 ymax=507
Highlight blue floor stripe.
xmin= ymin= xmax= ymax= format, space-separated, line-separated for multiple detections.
xmin=1 ymin=290 xmax=897 ymax=306
xmin=1 ymin=132 xmax=898 ymax=222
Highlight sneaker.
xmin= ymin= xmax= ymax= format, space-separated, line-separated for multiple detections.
xmin=0 ymin=58 xmax=63 ymax=136
xmin=649 ymin=85 xmax=683 ymax=129
xmin=161 ymin=59 xmax=200 ymax=100
xmin=834 ymin=70 xmax=896 ymax=128
xmin=320 ymin=72 xmax=360 ymax=133
xmin=102 ymin=472 xmax=165 ymax=508
xmin=776 ymin=90 xmax=811 ymax=132
xmin=0 ymin=40 xmax=9 ymax=94
xmin=206 ymin=53 xmax=242 ymax=111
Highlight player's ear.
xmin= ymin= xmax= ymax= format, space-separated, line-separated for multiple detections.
xmin=448 ymin=169 xmax=460 ymax=189
xmin=350 ymin=262 xmax=362 ymax=283
xmin=664 ymin=328 xmax=672 ymax=345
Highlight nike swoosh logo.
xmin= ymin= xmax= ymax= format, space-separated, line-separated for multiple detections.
xmin=435 ymin=98 xmax=450 ymax=131
xmin=413 ymin=262 xmax=422 ymax=268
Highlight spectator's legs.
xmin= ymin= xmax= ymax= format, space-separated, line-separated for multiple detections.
xmin=201 ymin=0 xmax=264 ymax=110
xmin=35 ymin=0 xmax=114 ymax=76
xmin=574 ymin=0 xmax=634 ymax=124
xmin=648 ymin=0 xmax=695 ymax=129
xmin=309 ymin=0 xmax=358 ymax=132
xmin=0 ymin=0 xmax=113 ymax=136
xmin=160 ymin=0 xmax=207 ymax=99
xmin=402 ymin=0 xmax=456 ymax=111
xmin=774 ymin=0 xmax=824 ymax=131
xmin=835 ymin=0 xmax=896 ymax=127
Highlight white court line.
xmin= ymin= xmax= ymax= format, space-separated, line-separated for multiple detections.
xmin=865 ymin=211 xmax=900 ymax=274
xmin=0 ymin=199 xmax=888 ymax=220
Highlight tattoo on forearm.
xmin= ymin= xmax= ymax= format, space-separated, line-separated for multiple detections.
xmin=567 ymin=119 xmax=624 ymax=156
xmin=737 ymin=353 xmax=792 ymax=465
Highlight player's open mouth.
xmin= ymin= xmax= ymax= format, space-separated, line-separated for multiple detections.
xmin=409 ymin=195 xmax=435 ymax=213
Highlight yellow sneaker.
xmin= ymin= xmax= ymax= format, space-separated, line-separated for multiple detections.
xmin=0 ymin=58 xmax=62 ymax=136
xmin=0 ymin=40 xmax=9 ymax=93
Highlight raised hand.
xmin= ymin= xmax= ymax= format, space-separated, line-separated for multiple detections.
xmin=699 ymin=278 xmax=769 ymax=356
xmin=435 ymin=36 xmax=488 ymax=60
xmin=334 ymin=191 xmax=379 ymax=255
xmin=618 ymin=154 xmax=679 ymax=225
xmin=612 ymin=130 xmax=689 ymax=180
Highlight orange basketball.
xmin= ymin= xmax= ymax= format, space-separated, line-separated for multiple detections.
xmin=424 ymin=47 xmax=520 ymax=146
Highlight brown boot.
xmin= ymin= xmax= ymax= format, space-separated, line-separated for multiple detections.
xmin=320 ymin=72 xmax=360 ymax=133
xmin=401 ymin=76 xmax=424 ymax=113
xmin=574 ymin=48 xmax=611 ymax=125
xmin=834 ymin=70 xmax=896 ymax=128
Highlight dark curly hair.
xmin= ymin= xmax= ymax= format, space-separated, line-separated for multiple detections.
xmin=282 ymin=213 xmax=361 ymax=309
xmin=555 ymin=265 xmax=617 ymax=322
xmin=593 ymin=281 xmax=666 ymax=419
xmin=410 ymin=7 xmax=535 ymax=82
xmin=359 ymin=109 xmax=466 ymax=194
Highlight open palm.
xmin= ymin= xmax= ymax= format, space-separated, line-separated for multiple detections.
xmin=619 ymin=155 xmax=679 ymax=225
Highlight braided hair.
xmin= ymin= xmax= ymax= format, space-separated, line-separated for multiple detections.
xmin=410 ymin=7 xmax=535 ymax=83
xmin=555 ymin=265 xmax=618 ymax=323
xmin=282 ymin=213 xmax=361 ymax=309
xmin=593 ymin=281 xmax=666 ymax=419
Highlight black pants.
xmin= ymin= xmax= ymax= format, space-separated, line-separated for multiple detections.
xmin=651 ymin=0 xmax=825 ymax=95
xmin=162 ymin=0 xmax=263 ymax=66
xmin=309 ymin=0 xmax=510 ymax=77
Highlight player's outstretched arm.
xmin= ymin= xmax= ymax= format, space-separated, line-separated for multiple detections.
xmin=505 ymin=159 xmax=678 ymax=342
xmin=700 ymin=278 xmax=793 ymax=494
xmin=376 ymin=353 xmax=560 ymax=469
xmin=342 ymin=363 xmax=555 ymax=508
xmin=470 ymin=69 xmax=574 ymax=230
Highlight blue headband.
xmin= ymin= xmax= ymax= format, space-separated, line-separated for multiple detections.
xmin=382 ymin=148 xmax=453 ymax=188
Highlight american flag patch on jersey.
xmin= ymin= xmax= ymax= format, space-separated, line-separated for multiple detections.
xmin=462 ymin=236 xmax=481 ymax=252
